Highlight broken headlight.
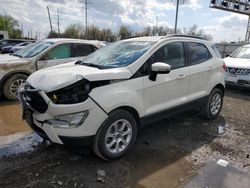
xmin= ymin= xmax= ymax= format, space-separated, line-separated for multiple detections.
xmin=47 ymin=79 xmax=91 ymax=104
xmin=46 ymin=111 xmax=89 ymax=128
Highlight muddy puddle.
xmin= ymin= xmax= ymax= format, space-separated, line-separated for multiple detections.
xmin=129 ymin=157 xmax=196 ymax=188
xmin=0 ymin=101 xmax=31 ymax=136
xmin=0 ymin=100 xmax=42 ymax=158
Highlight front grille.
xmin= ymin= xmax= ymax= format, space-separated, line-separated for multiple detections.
xmin=227 ymin=67 xmax=250 ymax=75
xmin=25 ymin=91 xmax=48 ymax=113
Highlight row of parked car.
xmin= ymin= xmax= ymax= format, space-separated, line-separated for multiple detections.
xmin=0 ymin=39 xmax=36 ymax=54
xmin=0 ymin=38 xmax=107 ymax=100
xmin=0 ymin=35 xmax=249 ymax=160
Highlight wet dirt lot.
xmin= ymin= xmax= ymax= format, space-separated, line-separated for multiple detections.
xmin=0 ymin=88 xmax=249 ymax=188
xmin=0 ymin=100 xmax=30 ymax=136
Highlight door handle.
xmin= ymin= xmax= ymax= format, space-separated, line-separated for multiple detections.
xmin=208 ymin=66 xmax=213 ymax=71
xmin=177 ymin=74 xmax=185 ymax=80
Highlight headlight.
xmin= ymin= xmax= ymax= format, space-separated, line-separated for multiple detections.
xmin=47 ymin=79 xmax=91 ymax=104
xmin=46 ymin=111 xmax=89 ymax=128
xmin=47 ymin=79 xmax=111 ymax=105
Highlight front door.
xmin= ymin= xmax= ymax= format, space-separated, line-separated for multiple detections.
xmin=37 ymin=43 xmax=76 ymax=69
xmin=143 ymin=42 xmax=190 ymax=116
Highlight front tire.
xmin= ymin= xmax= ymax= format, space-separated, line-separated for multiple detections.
xmin=3 ymin=74 xmax=27 ymax=100
xmin=93 ymin=109 xmax=137 ymax=161
xmin=202 ymin=88 xmax=223 ymax=119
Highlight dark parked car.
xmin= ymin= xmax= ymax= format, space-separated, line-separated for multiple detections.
xmin=0 ymin=39 xmax=29 ymax=53
xmin=8 ymin=42 xmax=35 ymax=53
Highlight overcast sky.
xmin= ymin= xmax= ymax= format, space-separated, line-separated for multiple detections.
xmin=0 ymin=0 xmax=248 ymax=42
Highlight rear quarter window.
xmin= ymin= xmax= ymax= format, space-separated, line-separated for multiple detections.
xmin=187 ymin=42 xmax=212 ymax=65
xmin=212 ymin=45 xmax=221 ymax=58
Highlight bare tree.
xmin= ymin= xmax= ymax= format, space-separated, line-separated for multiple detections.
xmin=118 ymin=25 xmax=132 ymax=39
xmin=63 ymin=24 xmax=85 ymax=38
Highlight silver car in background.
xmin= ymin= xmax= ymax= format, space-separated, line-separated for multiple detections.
xmin=0 ymin=38 xmax=106 ymax=100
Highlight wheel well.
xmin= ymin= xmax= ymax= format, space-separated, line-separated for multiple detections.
xmin=213 ymin=84 xmax=225 ymax=95
xmin=0 ymin=72 xmax=30 ymax=94
xmin=116 ymin=106 xmax=141 ymax=128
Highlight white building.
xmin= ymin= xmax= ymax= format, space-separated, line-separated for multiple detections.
xmin=0 ymin=31 xmax=9 ymax=40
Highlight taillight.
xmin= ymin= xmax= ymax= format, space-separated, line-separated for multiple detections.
xmin=223 ymin=63 xmax=227 ymax=71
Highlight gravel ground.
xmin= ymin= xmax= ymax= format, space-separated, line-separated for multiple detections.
xmin=0 ymin=88 xmax=249 ymax=188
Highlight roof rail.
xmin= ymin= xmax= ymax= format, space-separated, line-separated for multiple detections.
xmin=165 ymin=34 xmax=206 ymax=40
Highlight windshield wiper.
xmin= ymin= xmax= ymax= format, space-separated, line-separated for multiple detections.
xmin=75 ymin=60 xmax=82 ymax=65
xmin=76 ymin=61 xmax=105 ymax=69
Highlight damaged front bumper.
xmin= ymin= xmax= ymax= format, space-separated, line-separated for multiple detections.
xmin=18 ymin=84 xmax=108 ymax=146
xmin=225 ymin=72 xmax=250 ymax=89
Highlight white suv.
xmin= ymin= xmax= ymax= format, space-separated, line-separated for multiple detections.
xmin=224 ymin=44 xmax=250 ymax=89
xmin=19 ymin=35 xmax=225 ymax=160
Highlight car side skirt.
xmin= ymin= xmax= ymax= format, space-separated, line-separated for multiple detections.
xmin=140 ymin=95 xmax=208 ymax=126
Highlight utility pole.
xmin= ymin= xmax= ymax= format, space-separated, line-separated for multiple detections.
xmin=245 ymin=16 xmax=250 ymax=42
xmin=21 ymin=23 xmax=24 ymax=38
xmin=57 ymin=8 xmax=60 ymax=36
xmin=80 ymin=0 xmax=92 ymax=39
xmin=47 ymin=6 xmax=53 ymax=32
xmin=174 ymin=0 xmax=180 ymax=34
xmin=30 ymin=29 xmax=33 ymax=39
xmin=4 ymin=12 xmax=7 ymax=31
xmin=155 ymin=16 xmax=158 ymax=36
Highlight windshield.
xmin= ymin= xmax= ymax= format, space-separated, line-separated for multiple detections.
xmin=230 ymin=46 xmax=250 ymax=59
xmin=14 ymin=41 xmax=53 ymax=58
xmin=80 ymin=41 xmax=155 ymax=68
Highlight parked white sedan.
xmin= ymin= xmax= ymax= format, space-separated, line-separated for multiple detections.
xmin=224 ymin=44 xmax=250 ymax=89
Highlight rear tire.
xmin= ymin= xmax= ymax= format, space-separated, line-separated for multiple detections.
xmin=93 ymin=109 xmax=137 ymax=161
xmin=3 ymin=74 xmax=27 ymax=100
xmin=202 ymin=88 xmax=223 ymax=119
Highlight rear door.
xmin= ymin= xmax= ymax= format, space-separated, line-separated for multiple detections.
xmin=186 ymin=42 xmax=214 ymax=100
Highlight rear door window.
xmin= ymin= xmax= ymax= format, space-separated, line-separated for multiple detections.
xmin=187 ymin=42 xmax=212 ymax=65
xmin=73 ymin=44 xmax=96 ymax=57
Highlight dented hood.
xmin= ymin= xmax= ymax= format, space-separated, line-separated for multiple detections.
xmin=27 ymin=61 xmax=133 ymax=92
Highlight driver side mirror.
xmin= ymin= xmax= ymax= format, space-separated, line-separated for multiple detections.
xmin=149 ymin=62 xmax=171 ymax=81
xmin=39 ymin=54 xmax=49 ymax=61
xmin=225 ymin=53 xmax=231 ymax=57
